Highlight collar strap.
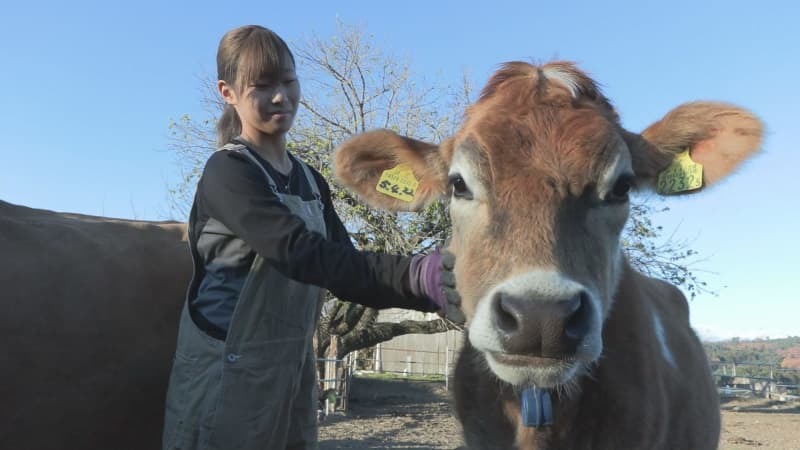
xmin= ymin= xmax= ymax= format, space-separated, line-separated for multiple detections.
xmin=521 ymin=386 xmax=554 ymax=428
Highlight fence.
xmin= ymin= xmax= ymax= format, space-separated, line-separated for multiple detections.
xmin=317 ymin=354 xmax=800 ymax=412
xmin=370 ymin=343 xmax=462 ymax=389
xmin=316 ymin=329 xmax=464 ymax=418
xmin=710 ymin=360 xmax=800 ymax=400
xmin=371 ymin=328 xmax=464 ymax=388
xmin=316 ymin=350 xmax=800 ymax=420
xmin=317 ymin=355 xmax=351 ymax=416
xmin=317 ymin=336 xmax=358 ymax=418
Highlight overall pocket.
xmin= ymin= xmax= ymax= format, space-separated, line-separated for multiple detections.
xmin=200 ymin=337 xmax=306 ymax=450
xmin=163 ymin=312 xmax=225 ymax=450
xmin=163 ymin=351 xmax=205 ymax=449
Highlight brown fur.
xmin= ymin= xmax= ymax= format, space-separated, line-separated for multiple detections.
xmin=0 ymin=200 xmax=191 ymax=450
xmin=334 ymin=130 xmax=451 ymax=211
xmin=638 ymin=102 xmax=763 ymax=185
xmin=335 ymin=61 xmax=762 ymax=449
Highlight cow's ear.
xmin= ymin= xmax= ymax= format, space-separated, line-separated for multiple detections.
xmin=624 ymin=102 xmax=763 ymax=195
xmin=334 ymin=129 xmax=451 ymax=211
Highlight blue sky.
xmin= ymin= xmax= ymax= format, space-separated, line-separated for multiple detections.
xmin=2 ymin=0 xmax=797 ymax=340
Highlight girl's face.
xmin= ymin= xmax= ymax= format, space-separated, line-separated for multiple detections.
xmin=221 ymin=64 xmax=301 ymax=138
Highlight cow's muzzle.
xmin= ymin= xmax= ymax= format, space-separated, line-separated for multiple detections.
xmin=491 ymin=290 xmax=592 ymax=358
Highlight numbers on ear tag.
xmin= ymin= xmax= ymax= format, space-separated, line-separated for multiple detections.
xmin=376 ymin=164 xmax=419 ymax=202
xmin=656 ymin=149 xmax=703 ymax=195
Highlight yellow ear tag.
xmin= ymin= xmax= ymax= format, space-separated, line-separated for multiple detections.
xmin=656 ymin=149 xmax=703 ymax=195
xmin=376 ymin=164 xmax=419 ymax=202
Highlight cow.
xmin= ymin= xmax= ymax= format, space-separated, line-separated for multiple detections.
xmin=0 ymin=200 xmax=191 ymax=450
xmin=334 ymin=61 xmax=763 ymax=449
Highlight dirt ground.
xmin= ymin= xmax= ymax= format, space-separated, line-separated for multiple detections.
xmin=319 ymin=377 xmax=800 ymax=449
xmin=719 ymin=397 xmax=800 ymax=450
xmin=319 ymin=376 xmax=462 ymax=449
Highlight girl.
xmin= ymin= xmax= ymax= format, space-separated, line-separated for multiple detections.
xmin=162 ymin=25 xmax=457 ymax=450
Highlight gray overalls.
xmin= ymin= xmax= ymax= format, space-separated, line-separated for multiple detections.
xmin=163 ymin=144 xmax=326 ymax=450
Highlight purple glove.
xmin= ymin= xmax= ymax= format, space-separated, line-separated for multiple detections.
xmin=407 ymin=248 xmax=465 ymax=324
xmin=408 ymin=250 xmax=444 ymax=309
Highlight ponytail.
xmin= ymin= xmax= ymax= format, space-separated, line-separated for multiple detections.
xmin=216 ymin=104 xmax=242 ymax=147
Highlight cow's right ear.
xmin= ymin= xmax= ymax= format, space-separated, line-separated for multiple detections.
xmin=334 ymin=129 xmax=451 ymax=212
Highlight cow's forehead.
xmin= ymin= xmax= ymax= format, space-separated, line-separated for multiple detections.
xmin=449 ymin=62 xmax=624 ymax=184
xmin=452 ymin=105 xmax=625 ymax=194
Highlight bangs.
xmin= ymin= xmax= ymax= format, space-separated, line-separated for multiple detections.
xmin=235 ymin=33 xmax=295 ymax=88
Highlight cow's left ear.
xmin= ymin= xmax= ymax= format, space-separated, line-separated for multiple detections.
xmin=334 ymin=129 xmax=451 ymax=211
xmin=624 ymin=101 xmax=763 ymax=194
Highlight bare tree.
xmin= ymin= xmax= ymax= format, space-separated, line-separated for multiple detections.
xmin=623 ymin=199 xmax=714 ymax=300
xmin=290 ymin=22 xmax=470 ymax=359
xmin=166 ymin=74 xmax=221 ymax=218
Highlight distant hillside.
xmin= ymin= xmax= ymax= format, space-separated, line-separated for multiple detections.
xmin=704 ymin=336 xmax=800 ymax=369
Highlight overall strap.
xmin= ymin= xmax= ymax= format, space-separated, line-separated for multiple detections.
xmin=221 ymin=142 xmax=280 ymax=195
xmin=293 ymin=155 xmax=324 ymax=209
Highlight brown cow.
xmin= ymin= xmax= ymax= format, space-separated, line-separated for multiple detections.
xmin=0 ymin=200 xmax=191 ymax=450
xmin=334 ymin=61 xmax=762 ymax=449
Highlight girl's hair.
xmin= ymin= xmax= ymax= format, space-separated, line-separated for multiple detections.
xmin=216 ymin=25 xmax=296 ymax=146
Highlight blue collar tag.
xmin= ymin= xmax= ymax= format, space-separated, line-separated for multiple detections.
xmin=521 ymin=386 xmax=554 ymax=428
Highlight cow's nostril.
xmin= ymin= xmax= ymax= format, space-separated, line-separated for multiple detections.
xmin=494 ymin=293 xmax=521 ymax=334
xmin=564 ymin=292 xmax=591 ymax=342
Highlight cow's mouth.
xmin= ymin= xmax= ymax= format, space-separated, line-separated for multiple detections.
xmin=489 ymin=352 xmax=567 ymax=367
xmin=484 ymin=351 xmax=580 ymax=388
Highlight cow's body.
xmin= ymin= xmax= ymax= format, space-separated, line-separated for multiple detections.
xmin=334 ymin=61 xmax=762 ymax=449
xmin=0 ymin=200 xmax=191 ymax=450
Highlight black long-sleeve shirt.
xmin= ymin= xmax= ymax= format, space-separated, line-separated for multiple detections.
xmin=187 ymin=145 xmax=434 ymax=339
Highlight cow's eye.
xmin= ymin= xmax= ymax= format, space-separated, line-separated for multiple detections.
xmin=448 ymin=174 xmax=473 ymax=200
xmin=607 ymin=174 xmax=635 ymax=203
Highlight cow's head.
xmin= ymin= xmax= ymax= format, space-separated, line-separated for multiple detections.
xmin=334 ymin=61 xmax=762 ymax=388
